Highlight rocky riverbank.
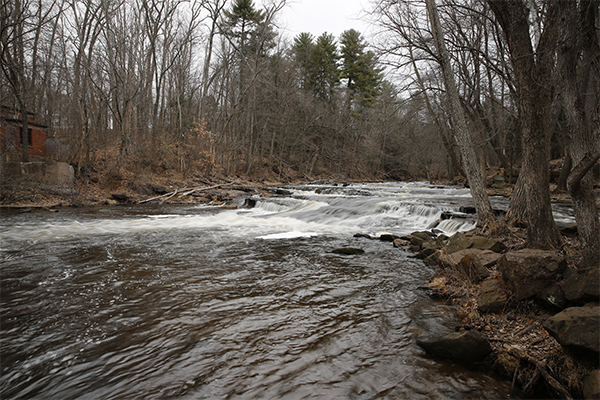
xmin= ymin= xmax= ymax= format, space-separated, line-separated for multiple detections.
xmin=389 ymin=228 xmax=599 ymax=399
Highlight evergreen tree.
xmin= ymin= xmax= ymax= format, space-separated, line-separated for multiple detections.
xmin=340 ymin=29 xmax=383 ymax=107
xmin=309 ymin=33 xmax=340 ymax=102
xmin=292 ymin=32 xmax=315 ymax=90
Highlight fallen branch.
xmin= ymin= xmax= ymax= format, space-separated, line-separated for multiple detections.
xmin=138 ymin=182 xmax=238 ymax=204
xmin=506 ymin=346 xmax=573 ymax=400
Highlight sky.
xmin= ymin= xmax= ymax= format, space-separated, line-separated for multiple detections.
xmin=277 ymin=0 xmax=373 ymax=40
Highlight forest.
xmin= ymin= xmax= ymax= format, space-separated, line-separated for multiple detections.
xmin=1 ymin=0 xmax=599 ymax=261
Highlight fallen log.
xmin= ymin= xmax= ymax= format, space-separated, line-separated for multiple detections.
xmin=138 ymin=182 xmax=238 ymax=204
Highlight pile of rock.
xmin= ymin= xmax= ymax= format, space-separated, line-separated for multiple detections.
xmin=394 ymin=229 xmax=599 ymax=398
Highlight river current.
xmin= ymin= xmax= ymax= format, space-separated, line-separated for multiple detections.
xmin=0 ymin=182 xmax=575 ymax=399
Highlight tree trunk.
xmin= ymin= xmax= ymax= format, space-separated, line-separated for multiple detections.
xmin=558 ymin=0 xmax=600 ymax=266
xmin=425 ymin=0 xmax=496 ymax=231
xmin=487 ymin=0 xmax=562 ymax=249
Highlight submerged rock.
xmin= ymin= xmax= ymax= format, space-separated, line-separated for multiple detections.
xmin=543 ymin=304 xmax=600 ymax=355
xmin=417 ymin=329 xmax=492 ymax=361
xmin=331 ymin=247 xmax=365 ymax=255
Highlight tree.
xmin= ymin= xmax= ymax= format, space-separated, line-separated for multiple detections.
xmin=292 ymin=32 xmax=315 ymax=90
xmin=556 ymin=0 xmax=600 ymax=265
xmin=340 ymin=29 xmax=383 ymax=107
xmin=487 ymin=0 xmax=562 ymax=249
xmin=1 ymin=0 xmax=61 ymax=162
xmin=309 ymin=33 xmax=340 ymax=103
xmin=425 ymin=0 xmax=497 ymax=231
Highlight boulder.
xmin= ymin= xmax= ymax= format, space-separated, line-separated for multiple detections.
xmin=543 ymin=304 xmax=600 ymax=355
xmin=537 ymin=283 xmax=567 ymax=310
xmin=424 ymin=251 xmax=441 ymax=266
xmin=470 ymin=236 xmax=506 ymax=253
xmin=410 ymin=236 xmax=425 ymax=248
xmin=478 ymin=278 xmax=509 ymax=313
xmin=439 ymin=249 xmax=501 ymax=270
xmin=332 ymin=247 xmax=365 ymax=255
xmin=417 ymin=329 xmax=492 ymax=361
xmin=379 ymin=233 xmax=400 ymax=242
xmin=111 ymin=193 xmax=129 ymax=202
xmin=411 ymin=231 xmax=434 ymax=241
xmin=445 ymin=232 xmax=473 ymax=254
xmin=561 ymin=268 xmax=600 ymax=304
xmin=458 ymin=253 xmax=489 ymax=283
xmin=393 ymin=238 xmax=411 ymax=248
xmin=583 ymin=370 xmax=600 ymax=400
xmin=498 ymin=250 xmax=568 ymax=301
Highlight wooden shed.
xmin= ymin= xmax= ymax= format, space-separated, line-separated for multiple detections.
xmin=0 ymin=105 xmax=48 ymax=158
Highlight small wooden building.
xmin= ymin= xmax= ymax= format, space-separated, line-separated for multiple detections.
xmin=0 ymin=105 xmax=47 ymax=158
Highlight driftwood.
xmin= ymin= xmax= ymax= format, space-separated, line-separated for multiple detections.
xmin=506 ymin=346 xmax=574 ymax=400
xmin=138 ymin=182 xmax=238 ymax=204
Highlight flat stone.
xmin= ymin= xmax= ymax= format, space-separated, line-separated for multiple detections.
xmin=417 ymin=329 xmax=492 ymax=361
xmin=543 ymin=304 xmax=600 ymax=354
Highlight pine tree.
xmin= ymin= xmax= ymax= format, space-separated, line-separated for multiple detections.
xmin=340 ymin=29 xmax=383 ymax=107
xmin=309 ymin=33 xmax=340 ymax=102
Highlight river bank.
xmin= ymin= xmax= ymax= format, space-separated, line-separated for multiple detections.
xmin=393 ymin=227 xmax=600 ymax=399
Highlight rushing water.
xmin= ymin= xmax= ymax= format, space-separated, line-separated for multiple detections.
xmin=0 ymin=182 xmax=575 ymax=399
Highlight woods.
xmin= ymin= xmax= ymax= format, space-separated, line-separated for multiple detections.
xmin=1 ymin=0 xmax=599 ymax=256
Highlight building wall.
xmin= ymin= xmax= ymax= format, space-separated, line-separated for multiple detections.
xmin=0 ymin=121 xmax=47 ymax=157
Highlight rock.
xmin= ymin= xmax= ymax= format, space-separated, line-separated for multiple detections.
xmin=410 ymin=236 xmax=425 ymax=248
xmin=478 ymin=278 xmax=508 ymax=313
xmin=424 ymin=251 xmax=441 ymax=266
xmin=498 ymin=250 xmax=568 ymax=301
xmin=332 ymin=247 xmax=365 ymax=255
xmin=379 ymin=233 xmax=400 ymax=242
xmin=417 ymin=329 xmax=492 ymax=361
xmin=470 ymin=236 xmax=506 ymax=253
xmin=439 ymin=249 xmax=501 ymax=270
xmin=583 ymin=370 xmax=600 ymax=400
xmin=411 ymin=231 xmax=434 ymax=241
xmin=354 ymin=233 xmax=373 ymax=240
xmin=445 ymin=232 xmax=474 ymax=254
xmin=393 ymin=238 xmax=411 ymax=248
xmin=458 ymin=253 xmax=489 ymax=283
xmin=435 ymin=234 xmax=449 ymax=248
xmin=537 ymin=283 xmax=567 ymax=310
xmin=111 ymin=193 xmax=129 ymax=202
xmin=561 ymin=268 xmax=600 ymax=304
xmin=543 ymin=304 xmax=600 ymax=355
xmin=459 ymin=206 xmax=477 ymax=214
xmin=148 ymin=183 xmax=168 ymax=195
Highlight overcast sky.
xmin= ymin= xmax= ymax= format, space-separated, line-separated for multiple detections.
xmin=277 ymin=0 xmax=373 ymax=40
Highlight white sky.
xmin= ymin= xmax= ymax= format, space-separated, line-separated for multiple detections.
xmin=277 ymin=0 xmax=373 ymax=40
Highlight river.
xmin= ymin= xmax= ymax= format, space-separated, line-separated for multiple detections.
xmin=0 ymin=182 xmax=574 ymax=399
